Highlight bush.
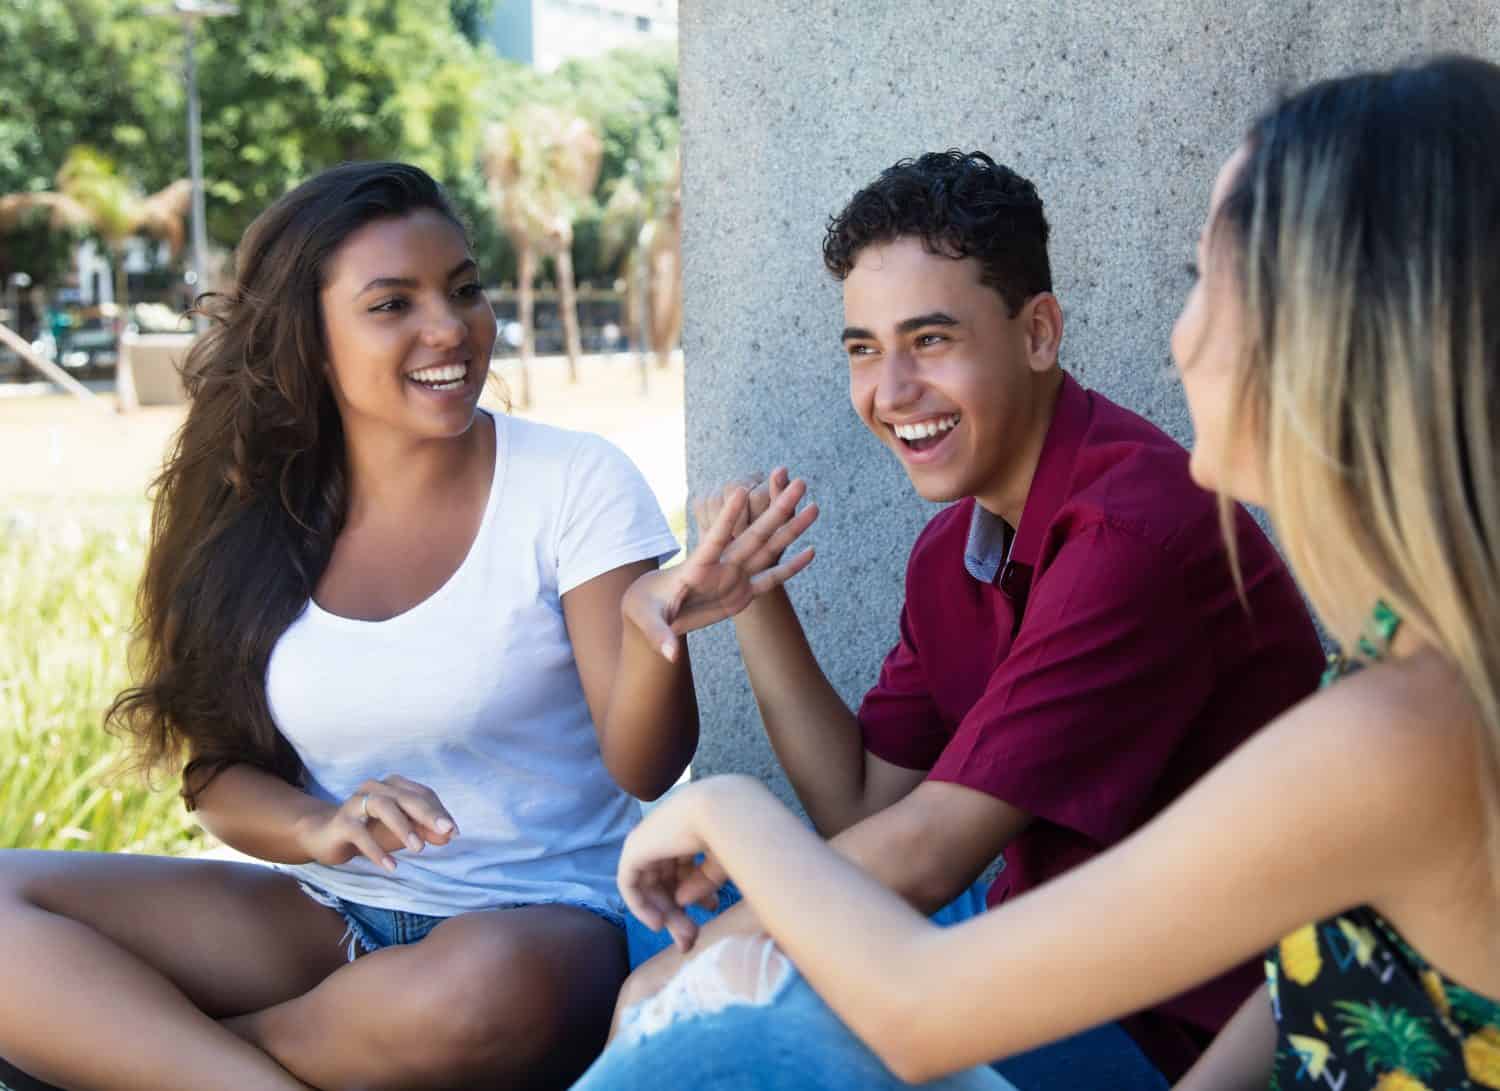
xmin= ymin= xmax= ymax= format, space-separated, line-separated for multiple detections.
xmin=0 ymin=504 xmax=203 ymax=854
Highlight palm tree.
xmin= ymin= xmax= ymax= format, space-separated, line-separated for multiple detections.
xmin=601 ymin=152 xmax=682 ymax=390
xmin=0 ymin=147 xmax=190 ymax=411
xmin=483 ymin=104 xmax=602 ymax=405
xmin=643 ymin=157 xmax=682 ymax=372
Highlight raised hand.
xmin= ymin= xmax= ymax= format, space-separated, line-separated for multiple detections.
xmin=297 ymin=774 xmax=458 ymax=872
xmin=623 ymin=470 xmax=819 ymax=661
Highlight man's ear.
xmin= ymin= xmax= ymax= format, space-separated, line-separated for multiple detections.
xmin=1022 ymin=292 xmax=1063 ymax=372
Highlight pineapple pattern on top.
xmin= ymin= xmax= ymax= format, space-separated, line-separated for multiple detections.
xmin=1268 ymin=601 xmax=1500 ymax=1090
xmin=1266 ymin=909 xmax=1500 ymax=1090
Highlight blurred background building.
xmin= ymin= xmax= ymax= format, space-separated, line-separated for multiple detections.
xmin=487 ymin=0 xmax=677 ymax=71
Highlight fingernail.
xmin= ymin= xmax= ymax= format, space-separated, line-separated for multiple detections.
xmin=436 ymin=818 xmax=454 ymax=833
xmin=661 ymin=642 xmax=676 ymax=660
xmin=406 ymin=835 xmax=423 ymax=852
xmin=383 ymin=857 xmax=397 ymax=871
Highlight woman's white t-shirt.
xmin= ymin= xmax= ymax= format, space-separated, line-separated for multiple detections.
xmin=265 ymin=412 xmax=680 ymax=917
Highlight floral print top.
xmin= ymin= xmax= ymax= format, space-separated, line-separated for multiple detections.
xmin=1267 ymin=603 xmax=1500 ymax=1090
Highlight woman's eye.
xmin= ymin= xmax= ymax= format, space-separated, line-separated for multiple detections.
xmin=456 ymin=283 xmax=485 ymax=300
xmin=371 ymin=297 xmax=408 ymax=313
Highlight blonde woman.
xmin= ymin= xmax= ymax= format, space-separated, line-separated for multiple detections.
xmin=574 ymin=54 xmax=1500 ymax=1091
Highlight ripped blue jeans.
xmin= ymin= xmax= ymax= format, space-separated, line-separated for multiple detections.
xmin=592 ymin=881 xmax=1168 ymax=1091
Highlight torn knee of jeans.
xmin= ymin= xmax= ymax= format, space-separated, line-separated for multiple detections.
xmin=619 ymin=935 xmax=792 ymax=1044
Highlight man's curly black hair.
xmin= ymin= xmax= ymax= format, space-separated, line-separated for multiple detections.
xmin=822 ymin=150 xmax=1052 ymax=317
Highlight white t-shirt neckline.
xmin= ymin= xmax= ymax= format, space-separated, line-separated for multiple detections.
xmin=304 ymin=411 xmax=508 ymax=632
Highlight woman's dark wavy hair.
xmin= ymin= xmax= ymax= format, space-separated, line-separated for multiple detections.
xmin=822 ymin=149 xmax=1052 ymax=316
xmin=108 ymin=161 xmax=465 ymax=808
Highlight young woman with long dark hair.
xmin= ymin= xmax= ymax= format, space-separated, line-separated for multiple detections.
xmin=0 ymin=161 xmax=815 ymax=1091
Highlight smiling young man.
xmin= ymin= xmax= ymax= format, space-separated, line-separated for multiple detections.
xmin=616 ymin=151 xmax=1324 ymax=1088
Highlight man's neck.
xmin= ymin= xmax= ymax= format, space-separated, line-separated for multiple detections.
xmin=972 ymin=368 xmax=1064 ymax=528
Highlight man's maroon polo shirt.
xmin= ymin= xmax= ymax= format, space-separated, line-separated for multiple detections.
xmin=857 ymin=371 xmax=1323 ymax=1079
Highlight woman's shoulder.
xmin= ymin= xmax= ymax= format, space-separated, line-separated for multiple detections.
xmin=499 ymin=414 xmax=631 ymax=474
xmin=1272 ymin=654 xmax=1482 ymax=882
xmin=1300 ymin=649 xmax=1476 ymax=786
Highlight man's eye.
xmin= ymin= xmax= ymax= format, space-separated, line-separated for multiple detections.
xmin=456 ymin=283 xmax=485 ymax=300
xmin=847 ymin=344 xmax=876 ymax=358
xmin=916 ymin=333 xmax=947 ymax=347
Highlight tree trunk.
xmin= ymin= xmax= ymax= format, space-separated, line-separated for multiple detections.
xmin=556 ymin=243 xmax=582 ymax=384
xmin=515 ymin=241 xmax=535 ymax=410
xmin=111 ymin=251 xmax=138 ymax=413
xmin=630 ymin=245 xmax=649 ymax=395
xmin=647 ymin=224 xmax=682 ymax=371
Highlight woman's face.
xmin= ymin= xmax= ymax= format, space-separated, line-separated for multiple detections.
xmin=1170 ymin=145 xmax=1267 ymax=507
xmin=318 ymin=209 xmax=497 ymax=442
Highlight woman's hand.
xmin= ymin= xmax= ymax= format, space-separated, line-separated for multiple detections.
xmin=616 ymin=775 xmax=769 ymax=950
xmin=296 ymin=774 xmax=458 ymax=872
xmin=622 ymin=470 xmax=818 ymax=661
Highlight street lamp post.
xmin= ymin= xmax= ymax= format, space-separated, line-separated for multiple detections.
xmin=149 ymin=0 xmax=238 ymax=312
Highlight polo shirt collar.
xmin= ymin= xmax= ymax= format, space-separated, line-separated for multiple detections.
xmin=963 ymin=370 xmax=1090 ymax=589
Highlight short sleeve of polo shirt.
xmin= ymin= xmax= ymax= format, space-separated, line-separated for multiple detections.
xmin=929 ymin=521 xmax=1216 ymax=846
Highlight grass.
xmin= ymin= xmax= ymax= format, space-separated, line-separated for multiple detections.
xmin=0 ymin=502 xmax=205 ymax=855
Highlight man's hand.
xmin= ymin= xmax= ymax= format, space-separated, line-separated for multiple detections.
xmin=622 ymin=473 xmax=818 ymax=661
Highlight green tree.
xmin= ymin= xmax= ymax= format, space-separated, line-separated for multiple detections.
xmin=0 ymin=1 xmax=181 ymax=295
xmin=191 ymin=0 xmax=492 ymax=248
xmin=554 ymin=44 xmax=679 ymax=284
xmin=483 ymin=105 xmax=603 ymax=402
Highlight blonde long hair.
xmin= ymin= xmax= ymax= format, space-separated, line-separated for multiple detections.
xmin=1218 ymin=55 xmax=1500 ymax=818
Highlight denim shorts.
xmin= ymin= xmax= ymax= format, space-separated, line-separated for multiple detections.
xmin=295 ymin=880 xmax=626 ymax=960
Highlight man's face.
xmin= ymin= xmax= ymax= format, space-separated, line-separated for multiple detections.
xmin=842 ymin=236 xmax=1053 ymax=507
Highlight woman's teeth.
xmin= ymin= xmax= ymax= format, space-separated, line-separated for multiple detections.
xmin=408 ymin=363 xmax=468 ymax=391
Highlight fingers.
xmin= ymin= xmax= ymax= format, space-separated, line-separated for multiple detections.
xmin=722 ymin=478 xmax=816 ymax=568
xmin=365 ymin=793 xmax=424 ymax=854
xmin=692 ymin=473 xmax=764 ymax=541
xmin=378 ymin=775 xmax=459 ymax=840
xmin=623 ymin=581 xmax=682 ymax=661
xmin=747 ymin=545 xmax=816 ymax=596
xmin=341 ymin=808 xmax=397 ymax=872
xmin=693 ymin=487 xmax=749 ymax=562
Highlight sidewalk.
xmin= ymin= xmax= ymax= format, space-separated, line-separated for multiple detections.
xmin=0 ymin=352 xmax=686 ymax=522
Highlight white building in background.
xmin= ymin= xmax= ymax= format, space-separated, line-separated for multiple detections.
xmin=488 ymin=0 xmax=676 ymax=71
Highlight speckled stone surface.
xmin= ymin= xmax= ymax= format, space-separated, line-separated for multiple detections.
xmin=680 ymin=2 xmax=1500 ymax=803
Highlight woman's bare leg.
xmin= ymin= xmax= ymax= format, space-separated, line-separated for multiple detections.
xmin=230 ymin=903 xmax=628 ymax=1091
xmin=0 ymin=850 xmax=349 ymax=1090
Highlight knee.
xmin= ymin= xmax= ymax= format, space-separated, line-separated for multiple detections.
xmin=399 ymin=926 xmax=614 ymax=1085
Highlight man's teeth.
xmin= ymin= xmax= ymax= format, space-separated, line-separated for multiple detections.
xmin=892 ymin=415 xmax=960 ymax=441
xmin=408 ymin=363 xmax=467 ymax=387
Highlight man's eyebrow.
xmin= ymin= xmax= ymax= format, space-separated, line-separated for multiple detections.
xmin=357 ymin=259 xmax=478 ymax=296
xmin=895 ymin=312 xmax=959 ymax=335
xmin=841 ymin=325 xmax=876 ymax=342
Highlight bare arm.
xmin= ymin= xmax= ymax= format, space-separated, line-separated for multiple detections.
xmin=689 ymin=470 xmax=918 ymax=833
xmin=194 ymin=764 xmax=456 ymax=869
xmin=610 ymin=777 xmax=1028 ymax=1031
xmin=619 ymin=657 xmax=1476 ymax=1083
xmin=565 ymin=559 xmax=699 ymax=801
xmin=570 ymin=482 xmax=820 ymax=801
xmin=1172 ymin=985 xmax=1274 ymax=1091
xmin=731 ymin=587 xmax=925 ymax=834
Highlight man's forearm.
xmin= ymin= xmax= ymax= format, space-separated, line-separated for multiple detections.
xmin=732 ymin=587 xmax=870 ymax=833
